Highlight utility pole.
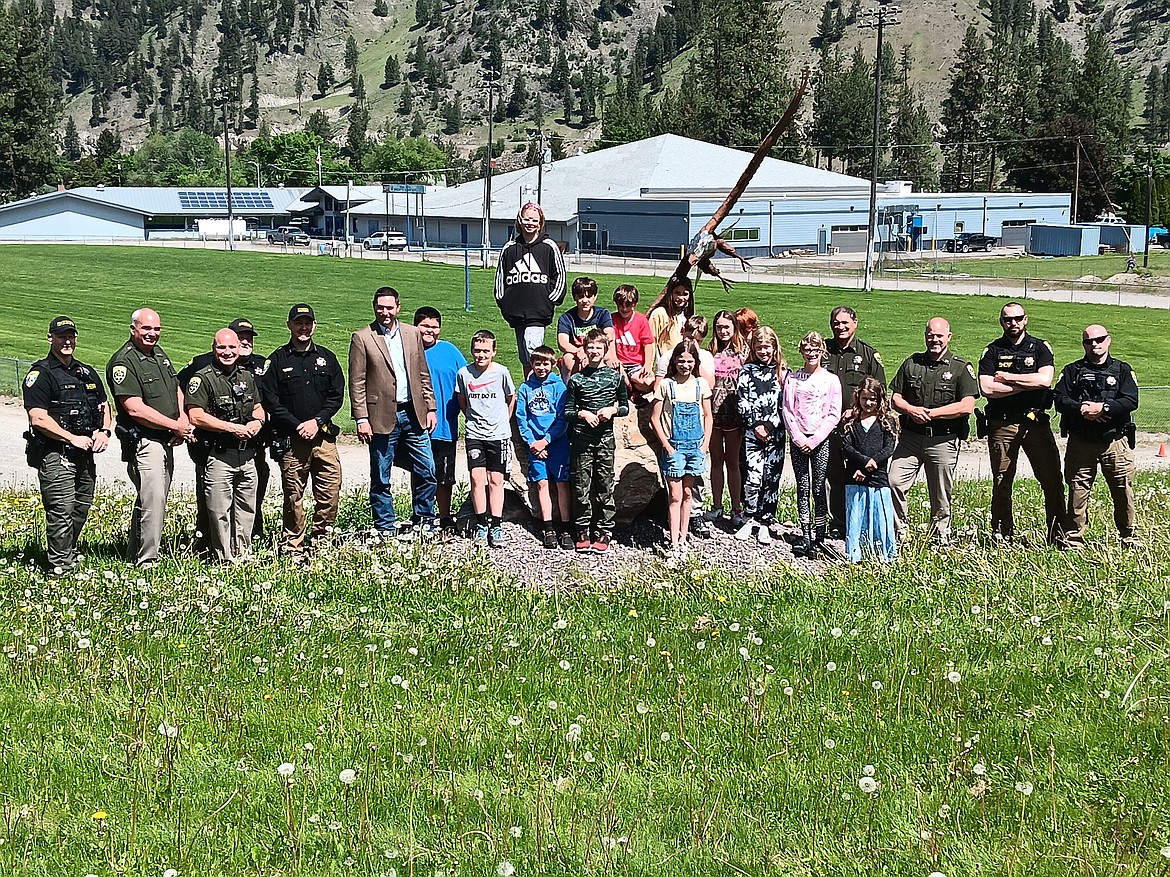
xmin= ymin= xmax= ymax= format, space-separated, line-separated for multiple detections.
xmin=1145 ymin=143 xmax=1153 ymax=269
xmin=536 ymin=130 xmax=546 ymax=204
xmin=862 ymin=1 xmax=900 ymax=293
xmin=1072 ymin=137 xmax=1081 ymax=224
xmin=482 ymin=69 xmax=496 ymax=269
xmin=221 ymin=95 xmax=234 ymax=252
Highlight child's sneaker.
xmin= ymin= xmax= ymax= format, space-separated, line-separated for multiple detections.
xmin=689 ymin=517 xmax=712 ymax=539
xmin=488 ymin=526 xmax=505 ymax=548
xmin=734 ymin=521 xmax=755 ymax=541
xmin=559 ymin=530 xmax=575 ymax=551
xmin=591 ymin=533 xmax=611 ymax=554
xmin=473 ymin=524 xmax=489 ymax=546
xmin=542 ymin=529 xmax=558 ymax=549
xmin=574 ymin=531 xmax=593 ymax=553
xmin=756 ymin=525 xmax=772 ymax=545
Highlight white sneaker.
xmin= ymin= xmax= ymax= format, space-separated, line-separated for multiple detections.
xmin=735 ymin=521 xmax=755 ymax=541
xmin=756 ymin=525 xmax=772 ymax=545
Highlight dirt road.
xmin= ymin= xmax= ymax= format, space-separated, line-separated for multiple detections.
xmin=3 ymin=395 xmax=1168 ymax=493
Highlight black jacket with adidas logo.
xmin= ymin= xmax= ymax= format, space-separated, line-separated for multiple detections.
xmin=494 ymin=233 xmax=566 ymax=329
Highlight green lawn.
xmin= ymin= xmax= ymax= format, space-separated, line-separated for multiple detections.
xmin=898 ymin=249 xmax=1170 ymax=282
xmin=0 ymin=473 xmax=1168 ymax=876
xmin=1 ymin=245 xmax=1167 ymax=428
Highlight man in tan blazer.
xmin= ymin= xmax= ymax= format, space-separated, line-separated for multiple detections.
xmin=349 ymin=286 xmax=438 ymax=536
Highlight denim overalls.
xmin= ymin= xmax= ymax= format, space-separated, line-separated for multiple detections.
xmin=662 ymin=379 xmax=706 ymax=478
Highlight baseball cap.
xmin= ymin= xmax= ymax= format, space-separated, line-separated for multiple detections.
xmin=288 ymin=304 xmax=315 ymax=321
xmin=49 ymin=316 xmax=77 ymax=335
xmin=228 ymin=317 xmax=257 ymax=336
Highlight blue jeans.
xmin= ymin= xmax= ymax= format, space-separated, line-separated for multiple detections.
xmin=369 ymin=409 xmax=436 ymax=530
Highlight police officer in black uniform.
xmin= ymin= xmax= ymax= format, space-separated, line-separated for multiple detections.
xmin=22 ymin=317 xmax=112 ymax=573
xmin=1053 ymin=324 xmax=1139 ymax=549
xmin=261 ymin=304 xmax=345 ymax=557
xmin=823 ymin=305 xmax=886 ymax=536
xmin=179 ymin=317 xmax=270 ymax=546
xmin=977 ymin=302 xmax=1065 ymax=544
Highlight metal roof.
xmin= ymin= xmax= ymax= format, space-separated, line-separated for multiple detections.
xmin=0 ymin=186 xmax=312 ymax=216
xmin=349 ymin=134 xmax=881 ymax=221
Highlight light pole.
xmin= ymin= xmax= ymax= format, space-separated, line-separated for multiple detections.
xmin=1144 ymin=144 xmax=1153 ymax=270
xmin=383 ymin=183 xmax=392 ymax=261
xmin=862 ymin=1 xmax=900 ymax=292
xmin=482 ymin=64 xmax=499 ymax=268
xmin=218 ymin=92 xmax=235 ymax=252
xmin=253 ymin=160 xmax=262 ymax=188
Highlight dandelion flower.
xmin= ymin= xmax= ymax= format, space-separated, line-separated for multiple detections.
xmin=862 ymin=764 xmax=875 ymax=777
xmin=277 ymin=762 xmax=295 ymax=778
xmin=826 ymin=661 xmax=837 ymax=672
xmin=339 ymin=769 xmax=356 ymax=785
xmin=636 ymin=701 xmax=649 ymax=715
xmin=1014 ymin=781 xmax=1033 ymax=796
xmin=163 ymin=869 xmax=178 ymax=877
xmin=946 ymin=671 xmax=962 ymax=685
xmin=547 ymin=700 xmax=558 ymax=711
xmin=583 ymin=751 xmax=595 ymax=763
xmin=566 ymin=723 xmax=582 ymax=743
xmin=660 ymin=732 xmax=670 ymax=742
xmin=558 ymin=660 xmax=571 ymax=671
xmin=91 ymin=810 xmax=108 ymax=821
xmin=929 ymin=872 xmax=947 ymax=877
xmin=1161 ymin=846 xmax=1170 ymax=859
xmin=157 ymin=722 xmax=178 ymax=738
xmin=971 ymin=605 xmax=981 ymax=615
xmin=824 ymin=738 xmax=836 ymax=750
xmin=973 ymin=761 xmax=986 ymax=776
xmin=508 ymin=715 xmax=522 ymax=728
xmin=738 ymin=646 xmax=750 ymax=660
xmin=872 ymin=681 xmax=883 ymax=691
xmin=696 ymin=640 xmax=705 ymax=651
xmin=858 ymin=776 xmax=878 ymax=794
xmin=831 ymin=627 xmax=843 ymax=638
xmin=77 ymin=638 xmax=91 ymax=649
xmin=646 ymin=636 xmax=656 ymax=647
xmin=729 ymin=623 xmax=740 ymax=633
xmin=509 ymin=825 xmax=522 ymax=838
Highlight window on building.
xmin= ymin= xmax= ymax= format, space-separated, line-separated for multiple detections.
xmin=1002 ymin=219 xmax=1035 ymax=227
xmin=831 ymin=225 xmax=867 ymax=232
xmin=726 ymin=227 xmax=760 ymax=242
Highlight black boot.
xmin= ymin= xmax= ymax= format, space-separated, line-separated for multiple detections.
xmin=793 ymin=523 xmax=812 ymax=557
xmin=812 ymin=523 xmax=827 ymax=558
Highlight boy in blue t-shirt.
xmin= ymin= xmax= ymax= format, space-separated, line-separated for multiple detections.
xmin=556 ymin=276 xmax=615 ymax=379
xmin=515 ymin=345 xmax=572 ymax=550
xmin=415 ymin=306 xmax=467 ymax=533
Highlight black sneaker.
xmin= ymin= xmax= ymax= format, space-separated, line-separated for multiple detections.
xmin=558 ymin=530 xmax=575 ymax=550
xmin=542 ymin=529 xmax=558 ymax=549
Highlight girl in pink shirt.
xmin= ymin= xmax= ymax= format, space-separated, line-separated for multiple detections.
xmin=782 ymin=330 xmax=842 ymax=558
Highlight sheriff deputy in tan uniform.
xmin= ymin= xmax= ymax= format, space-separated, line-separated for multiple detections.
xmin=185 ymin=328 xmax=266 ymax=562
xmin=888 ymin=317 xmax=980 ymax=544
xmin=107 ymin=308 xmax=194 ymax=566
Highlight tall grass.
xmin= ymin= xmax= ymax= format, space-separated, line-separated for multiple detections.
xmin=0 ymin=474 xmax=1167 ymax=875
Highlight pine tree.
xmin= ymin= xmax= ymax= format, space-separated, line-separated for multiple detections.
xmin=940 ymin=26 xmax=988 ymax=191
xmin=506 ymin=75 xmax=528 ymax=119
xmin=817 ymin=1 xmax=836 ymax=47
xmin=317 ymin=62 xmax=332 ymax=97
xmin=1146 ymin=66 xmax=1163 ymax=140
xmin=443 ymin=96 xmax=462 ymax=134
xmin=550 ymin=46 xmax=570 ymax=92
xmin=63 ymin=116 xmax=82 ymax=161
xmin=304 ymin=110 xmax=332 ymax=139
xmin=373 ymin=0 xmax=387 ymax=15
xmin=245 ymin=74 xmax=259 ymax=128
xmin=398 ymin=82 xmax=414 ymax=115
xmin=353 ymin=74 xmax=366 ymax=102
xmin=346 ymin=101 xmax=370 ymax=161
xmin=410 ymin=111 xmax=424 ymax=136
xmin=345 ymin=34 xmax=359 ymax=79
xmin=384 ymin=56 xmax=401 ymax=88
xmin=295 ymin=68 xmax=305 ymax=114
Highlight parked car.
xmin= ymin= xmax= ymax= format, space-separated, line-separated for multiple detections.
xmin=362 ymin=230 xmax=408 ymax=250
xmin=267 ymin=225 xmax=311 ymax=246
xmin=1156 ymin=232 xmax=1170 ymax=249
xmin=945 ymin=232 xmax=999 ymax=253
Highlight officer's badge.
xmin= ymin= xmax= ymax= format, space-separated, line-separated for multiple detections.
xmin=853 ymin=355 xmax=863 ymax=365
xmin=943 ymin=371 xmax=953 ymax=381
xmin=966 ymin=363 xmax=977 ymax=378
xmin=187 ymin=376 xmax=202 ymax=394
xmin=24 ymin=370 xmax=39 ymax=388
xmin=78 ymin=366 xmax=89 ymax=376
xmin=874 ymin=351 xmax=882 ymax=363
xmin=261 ymin=359 xmax=271 ymax=375
xmin=1024 ymin=356 xmax=1034 ymax=367
xmin=1106 ymin=375 xmax=1117 ymax=386
xmin=111 ymin=365 xmax=127 ymax=385
xmin=316 ymin=357 xmax=326 ymax=368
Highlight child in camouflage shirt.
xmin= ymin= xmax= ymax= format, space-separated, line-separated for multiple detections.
xmin=564 ymin=328 xmax=629 ymax=554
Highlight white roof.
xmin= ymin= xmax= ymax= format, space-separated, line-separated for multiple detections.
xmin=0 ymin=186 xmax=312 ymax=216
xmin=349 ymin=134 xmax=878 ymax=221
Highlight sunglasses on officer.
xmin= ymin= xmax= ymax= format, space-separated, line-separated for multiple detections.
xmin=1082 ymin=334 xmax=1109 ymax=346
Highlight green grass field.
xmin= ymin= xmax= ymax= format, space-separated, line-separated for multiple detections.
xmin=0 ymin=473 xmax=1168 ymax=876
xmin=1 ymin=245 xmax=1167 ymax=429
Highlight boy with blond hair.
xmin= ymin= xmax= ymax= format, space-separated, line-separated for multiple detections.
xmin=515 ymin=345 xmax=573 ymax=549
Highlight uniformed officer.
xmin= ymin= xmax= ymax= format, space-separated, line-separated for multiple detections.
xmin=889 ymin=317 xmax=980 ymax=543
xmin=823 ymin=305 xmax=886 ymax=536
xmin=179 ymin=317 xmax=270 ymax=548
xmin=1053 ymin=324 xmax=1139 ymax=549
xmin=22 ymin=317 xmax=112 ymax=573
xmin=185 ymin=329 xmax=266 ymax=562
xmin=977 ymin=302 xmax=1065 ymax=544
xmin=107 ymin=308 xmax=194 ymax=566
xmin=261 ymin=304 xmax=345 ymax=558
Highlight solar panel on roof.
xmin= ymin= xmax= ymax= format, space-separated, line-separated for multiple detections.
xmin=178 ymin=190 xmax=274 ymax=210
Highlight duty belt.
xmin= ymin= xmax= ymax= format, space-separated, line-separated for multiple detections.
xmin=901 ymin=420 xmax=962 ymax=436
xmin=989 ymin=410 xmax=1049 ymax=425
